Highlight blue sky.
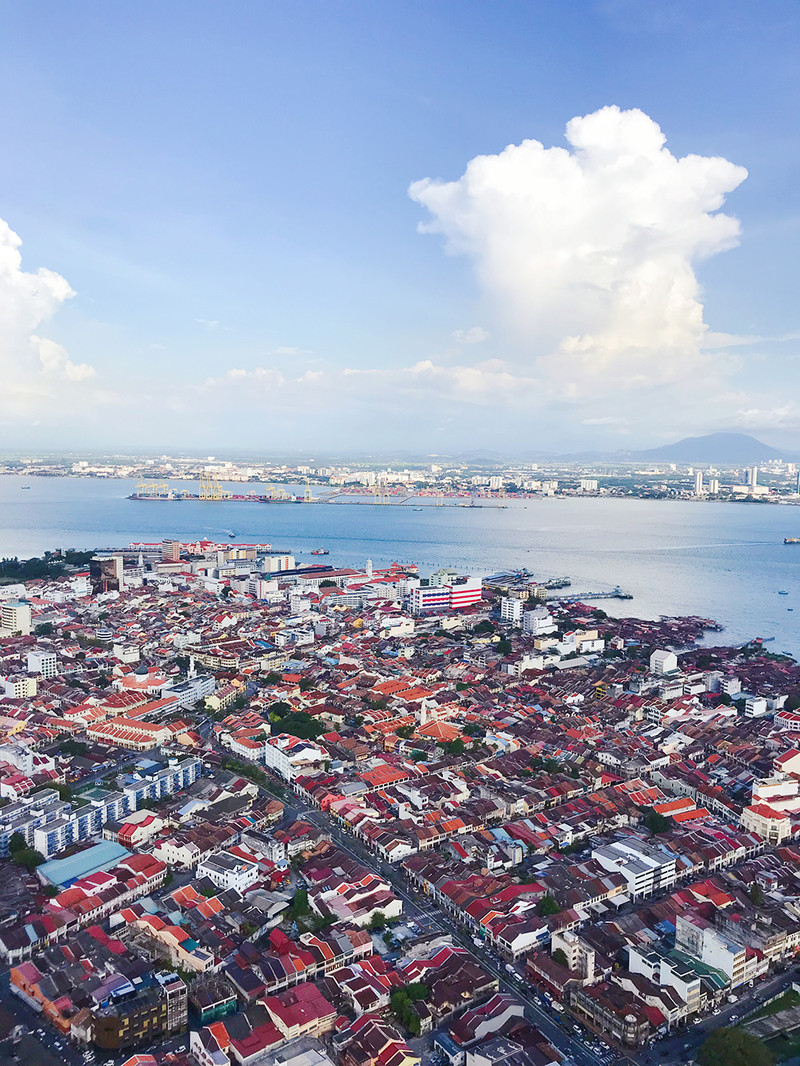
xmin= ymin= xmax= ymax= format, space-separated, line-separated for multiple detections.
xmin=1 ymin=0 xmax=799 ymax=454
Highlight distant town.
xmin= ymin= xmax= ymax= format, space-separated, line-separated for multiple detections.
xmin=0 ymin=539 xmax=798 ymax=1066
xmin=3 ymin=445 xmax=800 ymax=504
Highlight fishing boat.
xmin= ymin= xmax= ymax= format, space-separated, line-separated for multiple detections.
xmin=310 ymin=548 xmax=329 ymax=556
xmin=779 ymin=590 xmax=789 ymax=596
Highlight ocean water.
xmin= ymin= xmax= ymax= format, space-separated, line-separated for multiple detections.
xmin=0 ymin=476 xmax=798 ymax=655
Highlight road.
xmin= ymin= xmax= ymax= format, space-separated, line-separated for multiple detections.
xmin=289 ymin=802 xmax=616 ymax=1066
xmin=283 ymin=793 xmax=800 ymax=1066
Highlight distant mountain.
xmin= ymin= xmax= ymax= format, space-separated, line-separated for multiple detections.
xmin=634 ymin=432 xmax=789 ymax=464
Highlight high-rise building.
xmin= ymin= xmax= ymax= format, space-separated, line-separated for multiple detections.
xmin=90 ymin=554 xmax=124 ymax=594
xmin=748 ymin=466 xmax=759 ymax=488
xmin=0 ymin=602 xmax=32 ymax=636
xmin=27 ymin=649 xmax=58 ymax=679
xmin=162 ymin=539 xmax=181 ymax=562
xmin=693 ymin=471 xmax=704 ymax=496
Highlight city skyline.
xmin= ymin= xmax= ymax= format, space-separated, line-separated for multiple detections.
xmin=1 ymin=2 xmax=799 ymax=451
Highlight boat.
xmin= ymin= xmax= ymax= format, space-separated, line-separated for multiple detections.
xmin=785 ymin=538 xmax=800 ymax=544
xmin=20 ymin=486 xmax=30 ymax=490
xmin=310 ymin=548 xmax=329 ymax=556
xmin=226 ymin=531 xmax=236 ymax=539
xmin=779 ymin=590 xmax=789 ymax=595
xmin=412 ymin=507 xmax=423 ymax=511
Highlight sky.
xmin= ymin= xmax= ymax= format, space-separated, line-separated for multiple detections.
xmin=1 ymin=0 xmax=800 ymax=456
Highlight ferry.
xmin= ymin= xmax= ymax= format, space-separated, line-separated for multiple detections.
xmin=785 ymin=537 xmax=800 ymax=544
xmin=310 ymin=548 xmax=329 ymax=556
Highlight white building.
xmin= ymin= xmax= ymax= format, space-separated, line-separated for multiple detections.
xmin=693 ymin=471 xmax=704 ymax=496
xmin=1 ymin=675 xmax=37 ymax=699
xmin=500 ymin=597 xmax=523 ymax=625
xmin=522 ymin=607 xmax=557 ymax=637
xmin=264 ymin=734 xmax=328 ymax=780
xmin=26 ymin=649 xmax=57 ymax=679
xmin=649 ymin=649 xmax=678 ymax=675
xmin=196 ymin=851 xmax=261 ymax=892
xmin=0 ymin=602 xmax=31 ymax=637
xmin=674 ymin=912 xmax=764 ymax=988
xmin=580 ymin=479 xmax=598 ymax=493
xmin=592 ymin=837 xmax=678 ymax=899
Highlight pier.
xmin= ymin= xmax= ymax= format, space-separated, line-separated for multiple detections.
xmin=547 ymin=586 xmax=633 ymax=602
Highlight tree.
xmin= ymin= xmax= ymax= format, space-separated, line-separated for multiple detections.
xmin=641 ymin=808 xmax=670 ymax=835
xmin=319 ymin=580 xmax=337 ymax=588
xmin=13 ymin=848 xmax=45 ymax=870
xmin=396 ymin=725 xmax=415 ymax=739
xmin=290 ymin=889 xmax=309 ymax=917
xmin=496 ymin=639 xmax=512 ymax=656
xmin=537 ymin=894 xmax=560 ymax=917
xmin=34 ymin=622 xmax=54 ymax=637
xmin=8 ymin=832 xmax=26 ymax=854
xmin=264 ymin=671 xmax=283 ymax=685
xmin=552 ymin=948 xmax=568 ymax=968
xmin=748 ymin=883 xmax=765 ymax=906
xmin=697 ymin=1028 xmax=773 ymax=1066
xmin=299 ymin=678 xmax=315 ymax=692
xmin=369 ymin=911 xmax=387 ymax=931
xmin=445 ymin=738 xmax=465 ymax=756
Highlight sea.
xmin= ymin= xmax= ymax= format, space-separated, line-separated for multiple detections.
xmin=1 ymin=476 xmax=798 ymax=656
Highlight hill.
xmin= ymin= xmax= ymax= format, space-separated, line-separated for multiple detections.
xmin=634 ymin=432 xmax=789 ymax=464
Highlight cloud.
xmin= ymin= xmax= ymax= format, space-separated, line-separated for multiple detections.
xmin=33 ymin=336 xmax=95 ymax=381
xmin=0 ymin=216 xmax=96 ymax=413
xmin=452 ymin=326 xmax=489 ymax=344
xmin=410 ymin=106 xmax=748 ymax=398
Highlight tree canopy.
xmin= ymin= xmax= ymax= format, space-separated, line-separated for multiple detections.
xmin=697 ymin=1028 xmax=773 ymax=1066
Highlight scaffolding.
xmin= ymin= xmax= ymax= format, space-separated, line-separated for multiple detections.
xmin=374 ymin=487 xmax=391 ymax=505
xmin=304 ymin=478 xmax=313 ymax=503
xmin=199 ymin=473 xmax=231 ymax=500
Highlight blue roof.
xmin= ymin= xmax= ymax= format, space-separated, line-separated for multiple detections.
xmin=38 ymin=841 xmax=131 ymax=887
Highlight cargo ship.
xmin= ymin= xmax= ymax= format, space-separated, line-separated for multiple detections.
xmin=785 ymin=538 xmax=800 ymax=544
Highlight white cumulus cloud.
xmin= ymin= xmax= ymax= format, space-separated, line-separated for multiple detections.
xmin=410 ymin=105 xmax=748 ymax=397
xmin=0 ymin=216 xmax=96 ymax=413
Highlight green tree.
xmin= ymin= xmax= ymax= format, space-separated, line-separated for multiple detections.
xmin=641 ymin=807 xmax=670 ymax=835
xmin=8 ymin=832 xmax=27 ymax=854
xmin=552 ymin=948 xmax=568 ymax=968
xmin=34 ymin=622 xmax=54 ymax=637
xmin=445 ymin=738 xmax=465 ymax=756
xmin=537 ymin=894 xmax=560 ymax=917
xmin=396 ymin=725 xmax=415 ymax=739
xmin=697 ymin=1028 xmax=773 ymax=1066
xmin=369 ymin=911 xmax=387 ymax=931
xmin=748 ymin=883 xmax=765 ymax=906
xmin=13 ymin=848 xmax=45 ymax=870
xmin=319 ymin=580 xmax=337 ymax=588
xmin=290 ymin=889 xmax=309 ymax=917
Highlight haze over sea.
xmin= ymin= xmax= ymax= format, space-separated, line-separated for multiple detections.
xmin=1 ymin=476 xmax=798 ymax=657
